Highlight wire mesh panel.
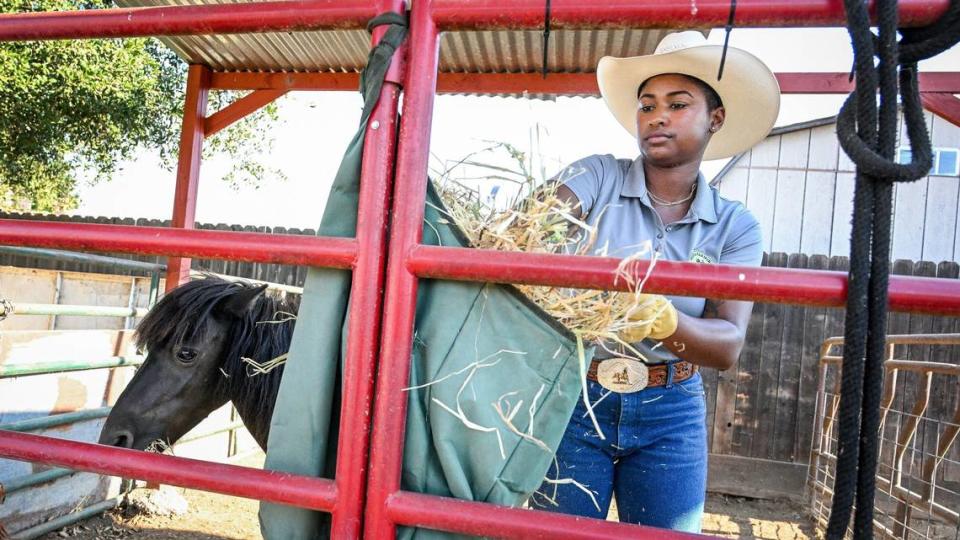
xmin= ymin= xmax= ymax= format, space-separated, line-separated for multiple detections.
xmin=810 ymin=335 xmax=960 ymax=539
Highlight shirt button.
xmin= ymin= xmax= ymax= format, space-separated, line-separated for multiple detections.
xmin=656 ymin=233 xmax=664 ymax=239
xmin=665 ymin=226 xmax=673 ymax=232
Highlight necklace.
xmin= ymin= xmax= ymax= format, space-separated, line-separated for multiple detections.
xmin=647 ymin=182 xmax=697 ymax=207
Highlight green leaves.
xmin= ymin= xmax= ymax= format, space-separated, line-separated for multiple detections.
xmin=0 ymin=0 xmax=281 ymax=211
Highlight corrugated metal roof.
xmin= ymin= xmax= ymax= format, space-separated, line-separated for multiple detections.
xmin=116 ymin=0 xmax=685 ymax=79
xmin=438 ymin=28 xmax=675 ymax=74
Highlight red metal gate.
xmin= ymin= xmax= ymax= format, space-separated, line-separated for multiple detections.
xmin=2 ymin=1 xmax=960 ymax=538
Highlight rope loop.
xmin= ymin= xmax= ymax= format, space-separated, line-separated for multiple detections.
xmin=827 ymin=1 xmax=960 ymax=538
xmin=833 ymin=0 xmax=958 ymax=186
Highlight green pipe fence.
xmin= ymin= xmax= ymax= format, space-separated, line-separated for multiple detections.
xmin=9 ymin=497 xmax=122 ymax=539
xmin=0 ymin=246 xmax=165 ymax=273
xmin=178 ymin=421 xmax=245 ymax=444
xmin=10 ymin=303 xmax=149 ymax=318
xmin=0 ymin=407 xmax=112 ymax=432
xmin=0 ymin=356 xmax=144 ymax=379
xmin=1 ymin=468 xmax=74 ymax=497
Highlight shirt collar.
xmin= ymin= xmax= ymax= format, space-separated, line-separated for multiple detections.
xmin=621 ymin=156 xmax=718 ymax=224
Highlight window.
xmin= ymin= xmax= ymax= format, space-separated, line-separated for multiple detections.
xmin=898 ymin=148 xmax=912 ymax=166
xmin=937 ymin=148 xmax=959 ymax=176
xmin=896 ymin=147 xmax=960 ymax=177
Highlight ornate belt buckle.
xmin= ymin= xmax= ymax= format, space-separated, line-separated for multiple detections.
xmin=596 ymin=358 xmax=648 ymax=394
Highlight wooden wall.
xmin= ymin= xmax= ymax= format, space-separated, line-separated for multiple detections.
xmin=714 ymin=111 xmax=960 ymax=262
xmin=702 ymin=253 xmax=960 ymax=495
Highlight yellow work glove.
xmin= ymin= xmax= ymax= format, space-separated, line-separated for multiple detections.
xmin=617 ymin=293 xmax=679 ymax=343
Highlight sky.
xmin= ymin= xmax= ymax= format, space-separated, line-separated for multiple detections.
xmin=71 ymin=28 xmax=960 ymax=229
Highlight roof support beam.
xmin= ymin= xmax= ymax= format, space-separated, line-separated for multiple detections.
xmin=430 ymin=0 xmax=950 ymax=30
xmin=166 ymin=64 xmax=210 ymax=290
xmin=920 ymin=92 xmax=960 ymax=128
xmin=211 ymin=71 xmax=361 ymax=92
xmin=0 ymin=0 xmax=375 ymax=41
xmin=0 ymin=0 xmax=948 ymax=41
xmin=209 ymin=70 xmax=960 ymax=97
xmin=204 ymin=89 xmax=288 ymax=138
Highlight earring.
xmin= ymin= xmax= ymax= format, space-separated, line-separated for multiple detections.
xmin=709 ymin=125 xmax=719 ymax=132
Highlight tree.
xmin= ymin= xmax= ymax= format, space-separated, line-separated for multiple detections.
xmin=0 ymin=0 xmax=282 ymax=212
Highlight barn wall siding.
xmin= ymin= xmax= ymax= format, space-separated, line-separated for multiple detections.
xmin=714 ymin=111 xmax=960 ymax=263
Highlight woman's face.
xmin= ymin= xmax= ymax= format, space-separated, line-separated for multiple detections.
xmin=635 ymin=74 xmax=725 ymax=167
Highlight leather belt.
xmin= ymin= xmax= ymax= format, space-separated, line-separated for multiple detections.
xmin=586 ymin=359 xmax=697 ymax=388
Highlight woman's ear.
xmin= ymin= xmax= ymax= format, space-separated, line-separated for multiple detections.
xmin=710 ymin=106 xmax=726 ymax=133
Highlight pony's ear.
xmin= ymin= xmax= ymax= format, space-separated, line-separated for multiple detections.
xmin=217 ymin=283 xmax=268 ymax=319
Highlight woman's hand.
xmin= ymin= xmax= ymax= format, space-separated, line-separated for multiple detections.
xmin=614 ymin=293 xmax=751 ymax=371
xmin=617 ymin=293 xmax=679 ymax=342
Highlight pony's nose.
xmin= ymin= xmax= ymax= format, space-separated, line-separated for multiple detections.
xmin=103 ymin=429 xmax=134 ymax=449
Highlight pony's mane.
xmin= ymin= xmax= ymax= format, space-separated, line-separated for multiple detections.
xmin=135 ymin=276 xmax=300 ymax=435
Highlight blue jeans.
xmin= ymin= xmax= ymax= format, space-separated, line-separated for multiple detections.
xmin=529 ymin=371 xmax=708 ymax=533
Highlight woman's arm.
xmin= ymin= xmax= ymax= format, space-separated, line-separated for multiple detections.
xmin=555 ymin=184 xmax=584 ymax=219
xmin=660 ymin=298 xmax=753 ymax=371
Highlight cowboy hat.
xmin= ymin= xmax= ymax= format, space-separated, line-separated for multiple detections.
xmin=597 ymin=31 xmax=780 ymax=160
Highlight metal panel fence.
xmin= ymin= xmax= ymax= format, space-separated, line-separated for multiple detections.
xmin=5 ymin=215 xmax=959 ymax=499
xmin=810 ymin=336 xmax=960 ymax=538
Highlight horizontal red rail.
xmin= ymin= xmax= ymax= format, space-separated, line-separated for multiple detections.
xmin=210 ymin=71 xmax=960 ymax=96
xmin=430 ymin=0 xmax=950 ymax=30
xmin=386 ymin=491 xmax=701 ymax=540
xmin=0 ymin=430 xmax=336 ymax=511
xmin=0 ymin=0 xmax=949 ymax=42
xmin=0 ymin=0 xmax=375 ymax=41
xmin=408 ymin=245 xmax=960 ymax=316
xmin=439 ymin=71 xmax=960 ymax=97
xmin=0 ymin=219 xmax=357 ymax=268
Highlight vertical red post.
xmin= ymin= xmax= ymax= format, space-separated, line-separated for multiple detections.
xmin=363 ymin=1 xmax=439 ymax=538
xmin=165 ymin=64 xmax=211 ymax=290
xmin=331 ymin=1 xmax=406 ymax=537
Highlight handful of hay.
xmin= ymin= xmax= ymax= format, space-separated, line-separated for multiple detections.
xmin=432 ymin=146 xmax=657 ymax=357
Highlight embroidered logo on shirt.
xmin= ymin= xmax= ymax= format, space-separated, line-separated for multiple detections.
xmin=689 ymin=248 xmax=715 ymax=264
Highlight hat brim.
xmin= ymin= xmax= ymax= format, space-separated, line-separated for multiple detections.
xmin=597 ymin=46 xmax=780 ymax=160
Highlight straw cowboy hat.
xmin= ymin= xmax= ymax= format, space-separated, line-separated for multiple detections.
xmin=597 ymin=31 xmax=780 ymax=160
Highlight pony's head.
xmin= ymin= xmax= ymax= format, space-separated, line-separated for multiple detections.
xmin=99 ymin=276 xmax=291 ymax=451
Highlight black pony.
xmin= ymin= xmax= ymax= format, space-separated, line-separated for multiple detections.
xmin=99 ymin=276 xmax=298 ymax=451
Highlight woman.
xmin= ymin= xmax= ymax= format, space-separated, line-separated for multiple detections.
xmin=529 ymin=32 xmax=780 ymax=532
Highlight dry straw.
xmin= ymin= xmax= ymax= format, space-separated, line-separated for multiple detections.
xmin=432 ymin=143 xmax=658 ymax=357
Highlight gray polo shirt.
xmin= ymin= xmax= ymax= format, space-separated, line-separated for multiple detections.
xmin=560 ymin=154 xmax=763 ymax=363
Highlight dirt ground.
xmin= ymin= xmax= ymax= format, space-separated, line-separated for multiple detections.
xmin=39 ymin=453 xmax=818 ymax=540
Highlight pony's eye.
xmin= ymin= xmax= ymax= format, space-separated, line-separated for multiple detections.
xmin=175 ymin=348 xmax=198 ymax=363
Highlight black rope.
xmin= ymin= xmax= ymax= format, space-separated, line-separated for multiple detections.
xmin=542 ymin=0 xmax=551 ymax=79
xmin=717 ymin=0 xmax=736 ymax=80
xmin=827 ymin=1 xmax=959 ymax=538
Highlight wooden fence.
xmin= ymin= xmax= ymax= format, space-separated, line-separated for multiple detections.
xmin=4 ymin=212 xmax=959 ymax=499
xmin=703 ymin=253 xmax=960 ymax=499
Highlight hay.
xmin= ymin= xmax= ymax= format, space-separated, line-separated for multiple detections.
xmin=144 ymin=439 xmax=172 ymax=454
xmin=435 ymin=174 xmax=658 ymax=354
xmin=241 ymin=353 xmax=288 ymax=376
